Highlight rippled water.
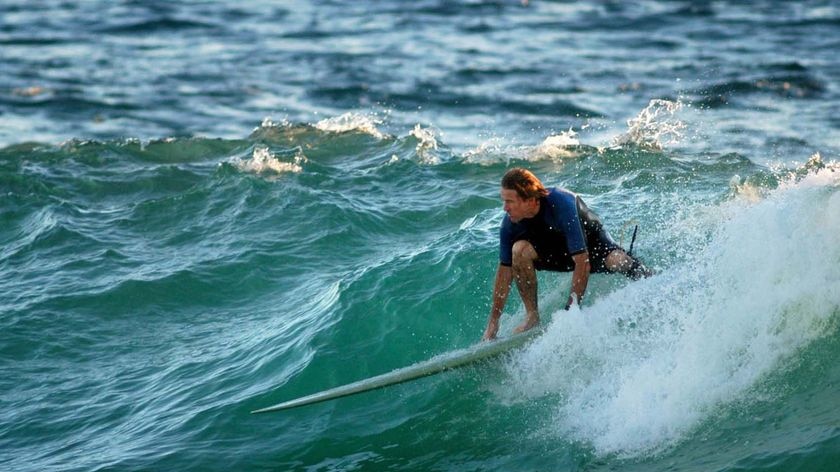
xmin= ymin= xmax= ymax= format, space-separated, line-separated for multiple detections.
xmin=2 ymin=1 xmax=839 ymax=471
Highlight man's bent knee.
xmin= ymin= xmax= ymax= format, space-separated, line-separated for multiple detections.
xmin=605 ymin=249 xmax=631 ymax=271
xmin=511 ymin=240 xmax=538 ymax=266
xmin=606 ymin=249 xmax=653 ymax=280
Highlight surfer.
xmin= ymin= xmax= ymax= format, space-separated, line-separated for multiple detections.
xmin=482 ymin=168 xmax=652 ymax=341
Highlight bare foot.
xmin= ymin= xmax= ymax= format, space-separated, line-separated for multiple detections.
xmin=482 ymin=320 xmax=499 ymax=341
xmin=513 ymin=315 xmax=540 ymax=333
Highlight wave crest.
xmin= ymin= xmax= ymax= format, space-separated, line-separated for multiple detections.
xmin=506 ymin=160 xmax=840 ymax=457
xmin=231 ymin=146 xmax=304 ymax=175
xmin=612 ymin=99 xmax=686 ymax=150
xmin=314 ymin=112 xmax=387 ymax=139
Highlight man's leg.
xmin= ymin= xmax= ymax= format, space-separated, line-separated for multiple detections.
xmin=604 ymin=249 xmax=653 ymax=280
xmin=511 ymin=240 xmax=541 ymax=332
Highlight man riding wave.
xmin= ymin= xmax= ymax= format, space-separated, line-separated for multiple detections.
xmin=483 ymin=168 xmax=652 ymax=341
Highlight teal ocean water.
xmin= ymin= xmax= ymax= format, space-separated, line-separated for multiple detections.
xmin=2 ymin=1 xmax=839 ymax=471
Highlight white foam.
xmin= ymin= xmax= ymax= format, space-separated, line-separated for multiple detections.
xmin=409 ymin=124 xmax=440 ymax=165
xmin=531 ymin=129 xmax=585 ymax=159
xmin=233 ymin=146 xmax=304 ymax=174
xmin=462 ymin=137 xmax=506 ymax=165
xmin=462 ymin=130 xmax=588 ymax=166
xmin=612 ymin=99 xmax=686 ymax=149
xmin=505 ymin=163 xmax=840 ymax=457
xmin=314 ymin=112 xmax=386 ymax=139
xmin=258 ymin=116 xmax=289 ymax=129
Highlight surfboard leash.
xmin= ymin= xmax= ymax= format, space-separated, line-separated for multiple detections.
xmin=619 ymin=219 xmax=640 ymax=256
xmin=628 ymin=224 xmax=638 ymax=256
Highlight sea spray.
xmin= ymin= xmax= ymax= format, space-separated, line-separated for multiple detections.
xmin=612 ymin=99 xmax=686 ymax=150
xmin=505 ymin=163 xmax=840 ymax=457
xmin=409 ymin=124 xmax=441 ymax=165
xmin=459 ymin=100 xmax=684 ymax=168
xmin=315 ymin=112 xmax=388 ymax=140
xmin=232 ymin=146 xmax=305 ymax=175
xmin=531 ymin=129 xmax=588 ymax=160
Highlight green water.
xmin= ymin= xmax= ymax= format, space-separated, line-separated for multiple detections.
xmin=2 ymin=120 xmax=839 ymax=471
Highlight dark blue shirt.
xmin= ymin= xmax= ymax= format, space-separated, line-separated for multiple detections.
xmin=499 ymin=187 xmax=589 ymax=266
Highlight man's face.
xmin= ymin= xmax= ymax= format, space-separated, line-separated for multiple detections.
xmin=501 ymin=188 xmax=538 ymax=223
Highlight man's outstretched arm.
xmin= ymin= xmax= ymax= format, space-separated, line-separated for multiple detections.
xmin=566 ymin=252 xmax=590 ymax=310
xmin=483 ymin=264 xmax=513 ymax=341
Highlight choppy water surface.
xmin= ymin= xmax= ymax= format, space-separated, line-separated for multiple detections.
xmin=1 ymin=1 xmax=838 ymax=471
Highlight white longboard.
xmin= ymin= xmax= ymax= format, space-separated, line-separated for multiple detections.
xmin=251 ymin=328 xmax=542 ymax=414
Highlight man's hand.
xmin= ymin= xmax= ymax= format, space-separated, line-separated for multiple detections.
xmin=564 ymin=294 xmax=579 ymax=311
xmin=483 ymin=264 xmax=512 ymax=341
xmin=569 ymin=252 xmax=590 ymax=309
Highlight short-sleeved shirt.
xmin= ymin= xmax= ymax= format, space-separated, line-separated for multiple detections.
xmin=499 ymin=188 xmax=618 ymax=272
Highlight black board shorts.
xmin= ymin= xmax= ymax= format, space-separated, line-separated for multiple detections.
xmin=530 ymin=227 xmax=620 ymax=273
